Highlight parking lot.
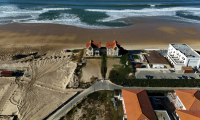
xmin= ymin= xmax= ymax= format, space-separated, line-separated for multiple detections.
xmin=136 ymin=69 xmax=200 ymax=79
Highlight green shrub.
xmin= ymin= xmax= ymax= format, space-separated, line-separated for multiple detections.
xmin=133 ymin=55 xmax=139 ymax=59
xmin=101 ymin=55 xmax=107 ymax=79
xmin=110 ymin=78 xmax=200 ymax=87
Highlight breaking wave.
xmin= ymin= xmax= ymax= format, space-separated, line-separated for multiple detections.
xmin=1 ymin=3 xmax=200 ymax=29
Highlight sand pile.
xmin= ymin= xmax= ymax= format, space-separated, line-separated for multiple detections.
xmin=0 ymin=49 xmax=79 ymax=120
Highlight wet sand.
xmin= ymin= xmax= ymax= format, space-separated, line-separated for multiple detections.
xmin=0 ymin=17 xmax=200 ymax=50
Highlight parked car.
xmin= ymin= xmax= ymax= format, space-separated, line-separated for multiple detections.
xmin=177 ymin=76 xmax=182 ymax=79
xmin=145 ymin=75 xmax=150 ymax=79
xmin=182 ymin=75 xmax=188 ymax=79
xmin=145 ymin=75 xmax=153 ymax=79
xmin=149 ymin=76 xmax=153 ymax=79
xmin=189 ymin=76 xmax=195 ymax=79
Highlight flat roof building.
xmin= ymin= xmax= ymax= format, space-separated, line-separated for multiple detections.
xmin=167 ymin=43 xmax=200 ymax=69
xmin=154 ymin=110 xmax=171 ymax=120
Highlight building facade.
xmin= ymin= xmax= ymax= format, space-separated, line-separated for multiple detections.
xmin=167 ymin=43 xmax=200 ymax=69
xmin=168 ymin=91 xmax=186 ymax=110
xmin=85 ymin=40 xmax=101 ymax=56
xmin=106 ymin=40 xmax=120 ymax=56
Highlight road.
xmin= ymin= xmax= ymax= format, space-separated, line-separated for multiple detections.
xmin=46 ymin=80 xmax=200 ymax=120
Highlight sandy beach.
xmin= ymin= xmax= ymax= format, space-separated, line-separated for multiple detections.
xmin=0 ymin=17 xmax=200 ymax=50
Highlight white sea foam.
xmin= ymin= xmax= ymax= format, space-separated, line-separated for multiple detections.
xmin=0 ymin=4 xmax=111 ymax=29
xmin=1 ymin=4 xmax=200 ymax=29
xmin=0 ymin=5 xmax=71 ymax=18
xmin=43 ymin=8 xmax=71 ymax=11
xmin=86 ymin=7 xmax=200 ymax=22
xmin=24 ymin=13 xmax=110 ymax=29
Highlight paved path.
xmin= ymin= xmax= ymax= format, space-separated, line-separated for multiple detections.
xmin=46 ymin=80 xmax=200 ymax=120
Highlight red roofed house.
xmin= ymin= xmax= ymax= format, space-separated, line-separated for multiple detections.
xmin=86 ymin=40 xmax=101 ymax=56
xmin=118 ymin=89 xmax=157 ymax=120
xmin=176 ymin=110 xmax=200 ymax=120
xmin=106 ymin=40 xmax=121 ymax=56
xmin=168 ymin=90 xmax=200 ymax=120
xmin=172 ymin=90 xmax=200 ymax=110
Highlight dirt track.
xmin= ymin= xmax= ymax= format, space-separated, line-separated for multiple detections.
xmin=0 ymin=48 xmax=79 ymax=120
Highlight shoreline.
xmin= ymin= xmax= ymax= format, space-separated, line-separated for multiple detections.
xmin=0 ymin=17 xmax=200 ymax=51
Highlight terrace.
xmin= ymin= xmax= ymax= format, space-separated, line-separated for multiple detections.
xmin=167 ymin=54 xmax=184 ymax=65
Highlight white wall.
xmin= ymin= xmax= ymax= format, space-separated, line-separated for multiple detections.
xmin=167 ymin=44 xmax=200 ymax=68
xmin=152 ymin=64 xmax=165 ymax=68
xmin=176 ymin=96 xmax=186 ymax=110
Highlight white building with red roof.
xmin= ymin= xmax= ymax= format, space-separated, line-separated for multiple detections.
xmin=85 ymin=40 xmax=101 ymax=56
xmin=106 ymin=40 xmax=121 ymax=56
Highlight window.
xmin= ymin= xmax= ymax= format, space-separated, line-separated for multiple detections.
xmin=114 ymin=47 xmax=117 ymax=51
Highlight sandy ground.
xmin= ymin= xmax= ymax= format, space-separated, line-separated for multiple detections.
xmin=0 ymin=17 xmax=200 ymax=119
xmin=81 ymin=59 xmax=102 ymax=82
xmin=0 ymin=73 xmax=77 ymax=120
xmin=11 ymin=85 xmax=76 ymax=120
xmin=27 ymin=50 xmax=77 ymax=89
xmin=0 ymin=49 xmax=79 ymax=120
xmin=106 ymin=58 xmax=120 ymax=79
xmin=0 ymin=17 xmax=200 ymax=51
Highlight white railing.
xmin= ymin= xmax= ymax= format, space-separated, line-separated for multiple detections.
xmin=167 ymin=55 xmax=185 ymax=65
xmin=167 ymin=54 xmax=177 ymax=64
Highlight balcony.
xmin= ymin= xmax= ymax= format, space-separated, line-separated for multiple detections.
xmin=167 ymin=54 xmax=185 ymax=65
xmin=167 ymin=93 xmax=184 ymax=110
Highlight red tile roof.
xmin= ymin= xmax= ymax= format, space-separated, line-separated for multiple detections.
xmin=106 ymin=40 xmax=120 ymax=49
xmin=175 ymin=90 xmax=200 ymax=110
xmin=176 ymin=110 xmax=200 ymax=120
xmin=122 ymin=89 xmax=157 ymax=120
xmin=86 ymin=40 xmax=101 ymax=48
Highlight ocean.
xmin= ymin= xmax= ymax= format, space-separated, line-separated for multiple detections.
xmin=1 ymin=0 xmax=200 ymax=29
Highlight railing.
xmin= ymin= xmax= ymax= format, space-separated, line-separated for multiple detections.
xmin=167 ymin=55 xmax=177 ymax=64
xmin=167 ymin=55 xmax=185 ymax=65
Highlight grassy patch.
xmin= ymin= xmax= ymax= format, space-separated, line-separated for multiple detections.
xmin=71 ymin=49 xmax=84 ymax=62
xmin=164 ymin=57 xmax=174 ymax=68
xmin=72 ymin=49 xmax=82 ymax=53
xmin=63 ymin=91 xmax=124 ymax=120
xmin=133 ymin=54 xmax=139 ymax=59
xmin=109 ymin=54 xmax=135 ymax=82
xmin=65 ymin=107 xmax=77 ymax=120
